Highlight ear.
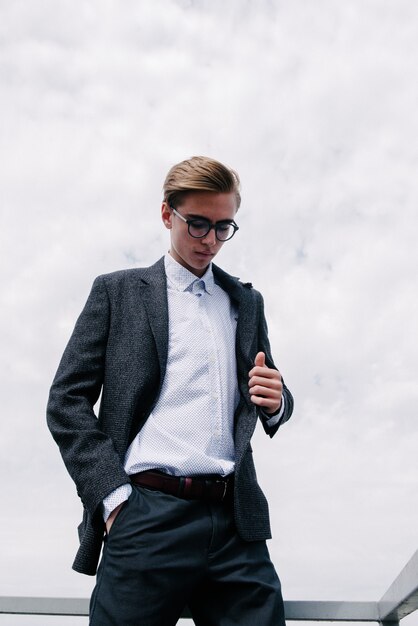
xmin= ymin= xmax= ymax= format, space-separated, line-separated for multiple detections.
xmin=161 ymin=202 xmax=172 ymax=230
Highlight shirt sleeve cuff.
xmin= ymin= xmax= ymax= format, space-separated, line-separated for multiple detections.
xmin=262 ymin=395 xmax=286 ymax=428
xmin=102 ymin=483 xmax=132 ymax=522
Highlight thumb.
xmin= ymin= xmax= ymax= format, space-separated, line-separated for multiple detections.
xmin=254 ymin=352 xmax=266 ymax=368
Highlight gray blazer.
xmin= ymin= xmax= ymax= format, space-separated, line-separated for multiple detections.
xmin=47 ymin=257 xmax=293 ymax=575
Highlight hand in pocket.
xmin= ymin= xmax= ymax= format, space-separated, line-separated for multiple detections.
xmin=105 ymin=502 xmax=125 ymax=534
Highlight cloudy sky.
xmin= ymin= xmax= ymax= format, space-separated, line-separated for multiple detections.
xmin=1 ymin=1 xmax=417 ymax=624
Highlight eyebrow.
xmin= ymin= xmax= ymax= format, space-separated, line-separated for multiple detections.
xmin=186 ymin=213 xmax=235 ymax=223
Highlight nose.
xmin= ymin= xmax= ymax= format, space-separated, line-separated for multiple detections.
xmin=201 ymin=227 xmax=217 ymax=246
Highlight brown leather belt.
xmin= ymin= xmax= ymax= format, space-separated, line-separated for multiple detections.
xmin=130 ymin=470 xmax=233 ymax=503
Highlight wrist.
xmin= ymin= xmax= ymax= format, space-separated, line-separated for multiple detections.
xmin=102 ymin=483 xmax=132 ymax=522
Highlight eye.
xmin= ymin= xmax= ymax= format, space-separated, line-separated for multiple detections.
xmin=217 ymin=222 xmax=233 ymax=232
xmin=190 ymin=219 xmax=210 ymax=230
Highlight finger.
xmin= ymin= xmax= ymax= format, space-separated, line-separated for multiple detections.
xmin=250 ymin=393 xmax=281 ymax=412
xmin=249 ymin=384 xmax=282 ymax=399
xmin=254 ymin=352 xmax=266 ymax=368
xmin=249 ymin=366 xmax=282 ymax=380
xmin=248 ymin=374 xmax=282 ymax=389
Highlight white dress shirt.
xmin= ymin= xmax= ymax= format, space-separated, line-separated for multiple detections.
xmin=103 ymin=254 xmax=283 ymax=520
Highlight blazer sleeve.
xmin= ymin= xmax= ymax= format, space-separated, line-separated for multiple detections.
xmin=256 ymin=291 xmax=294 ymax=438
xmin=46 ymin=276 xmax=129 ymax=519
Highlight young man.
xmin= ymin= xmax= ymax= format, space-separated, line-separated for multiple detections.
xmin=47 ymin=156 xmax=294 ymax=625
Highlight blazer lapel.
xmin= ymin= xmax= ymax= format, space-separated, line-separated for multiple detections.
xmin=212 ymin=264 xmax=257 ymax=367
xmin=212 ymin=265 xmax=260 ymax=450
xmin=212 ymin=264 xmax=258 ymax=405
xmin=139 ymin=257 xmax=169 ymax=386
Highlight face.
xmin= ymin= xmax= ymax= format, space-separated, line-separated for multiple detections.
xmin=161 ymin=191 xmax=238 ymax=277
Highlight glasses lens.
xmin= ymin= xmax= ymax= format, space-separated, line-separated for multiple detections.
xmin=188 ymin=219 xmax=211 ymax=238
xmin=216 ymin=223 xmax=235 ymax=241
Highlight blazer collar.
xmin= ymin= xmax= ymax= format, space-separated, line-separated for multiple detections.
xmin=140 ymin=258 xmax=245 ymax=296
xmin=212 ymin=264 xmax=243 ymax=302
xmin=139 ymin=256 xmax=167 ymax=287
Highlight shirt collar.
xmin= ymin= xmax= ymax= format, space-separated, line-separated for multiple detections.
xmin=164 ymin=253 xmax=214 ymax=295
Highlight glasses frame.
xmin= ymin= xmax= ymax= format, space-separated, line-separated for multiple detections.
xmin=170 ymin=207 xmax=239 ymax=241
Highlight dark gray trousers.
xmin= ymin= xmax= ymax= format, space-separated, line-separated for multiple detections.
xmin=90 ymin=485 xmax=285 ymax=626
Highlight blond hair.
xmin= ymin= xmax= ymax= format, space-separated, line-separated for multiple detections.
xmin=163 ymin=156 xmax=241 ymax=209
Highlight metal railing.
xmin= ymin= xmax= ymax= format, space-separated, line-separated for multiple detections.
xmin=1 ymin=549 xmax=417 ymax=625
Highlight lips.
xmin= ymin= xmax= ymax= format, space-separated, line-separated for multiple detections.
xmin=195 ymin=251 xmax=214 ymax=258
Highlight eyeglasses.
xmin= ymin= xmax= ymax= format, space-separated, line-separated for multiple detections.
xmin=171 ymin=207 xmax=239 ymax=241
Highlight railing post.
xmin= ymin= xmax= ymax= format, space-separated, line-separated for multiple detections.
xmin=378 ymin=549 xmax=418 ymax=624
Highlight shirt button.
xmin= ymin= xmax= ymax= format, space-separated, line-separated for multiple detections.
xmin=212 ymin=393 xmax=219 ymax=400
